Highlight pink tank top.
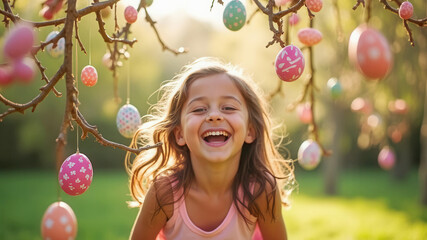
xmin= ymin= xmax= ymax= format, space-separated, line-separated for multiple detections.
xmin=156 ymin=185 xmax=262 ymax=240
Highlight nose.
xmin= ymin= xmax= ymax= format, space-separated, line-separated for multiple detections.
xmin=206 ymin=111 xmax=224 ymax=122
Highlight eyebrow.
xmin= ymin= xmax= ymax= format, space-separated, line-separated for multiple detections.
xmin=187 ymin=95 xmax=243 ymax=106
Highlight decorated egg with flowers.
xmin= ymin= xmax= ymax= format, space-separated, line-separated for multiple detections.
xmin=274 ymin=45 xmax=305 ymax=82
xmin=298 ymin=139 xmax=321 ymax=170
xmin=306 ymin=0 xmax=322 ymax=12
xmin=124 ymin=6 xmax=138 ymax=24
xmin=378 ymin=146 xmax=395 ymax=170
xmin=116 ymin=104 xmax=142 ymax=138
xmin=58 ymin=153 xmax=93 ymax=196
xmin=81 ymin=65 xmax=98 ymax=87
xmin=3 ymin=23 xmax=35 ymax=60
xmin=223 ymin=0 xmax=246 ymax=31
xmin=41 ymin=201 xmax=77 ymax=240
xmin=297 ymin=28 xmax=322 ymax=46
xmin=45 ymin=31 xmax=65 ymax=58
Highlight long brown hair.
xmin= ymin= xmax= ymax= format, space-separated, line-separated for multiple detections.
xmin=126 ymin=57 xmax=295 ymax=222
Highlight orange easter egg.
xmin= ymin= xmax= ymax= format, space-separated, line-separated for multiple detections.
xmin=297 ymin=28 xmax=322 ymax=46
xmin=41 ymin=201 xmax=77 ymax=240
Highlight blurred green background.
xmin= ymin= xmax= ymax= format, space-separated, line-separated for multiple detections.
xmin=0 ymin=0 xmax=426 ymax=239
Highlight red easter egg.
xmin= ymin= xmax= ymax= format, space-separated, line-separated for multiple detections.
xmin=399 ymin=1 xmax=413 ymax=20
xmin=3 ymin=23 xmax=35 ymax=60
xmin=12 ymin=58 xmax=35 ymax=83
xmin=296 ymin=103 xmax=312 ymax=124
xmin=41 ymin=201 xmax=77 ymax=240
xmin=0 ymin=66 xmax=13 ymax=86
xmin=289 ymin=13 xmax=300 ymax=26
xmin=81 ymin=65 xmax=98 ymax=87
xmin=348 ymin=24 xmax=393 ymax=79
xmin=274 ymin=45 xmax=305 ymax=82
xmin=297 ymin=28 xmax=322 ymax=46
xmin=306 ymin=0 xmax=322 ymax=12
xmin=124 ymin=6 xmax=138 ymax=24
xmin=378 ymin=146 xmax=395 ymax=170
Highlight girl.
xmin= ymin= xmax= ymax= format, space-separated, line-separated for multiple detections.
xmin=126 ymin=57 xmax=295 ymax=240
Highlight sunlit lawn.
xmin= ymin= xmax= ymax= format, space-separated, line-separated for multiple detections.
xmin=0 ymin=169 xmax=426 ymax=240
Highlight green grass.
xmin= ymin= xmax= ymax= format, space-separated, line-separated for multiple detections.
xmin=0 ymin=169 xmax=426 ymax=239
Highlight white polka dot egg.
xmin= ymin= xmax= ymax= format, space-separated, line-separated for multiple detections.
xmin=81 ymin=65 xmax=98 ymax=87
xmin=298 ymin=139 xmax=322 ymax=170
xmin=41 ymin=201 xmax=77 ymax=240
xmin=274 ymin=45 xmax=305 ymax=82
xmin=58 ymin=153 xmax=93 ymax=196
xmin=45 ymin=31 xmax=65 ymax=58
xmin=116 ymin=104 xmax=142 ymax=138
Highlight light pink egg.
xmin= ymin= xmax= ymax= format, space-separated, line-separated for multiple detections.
xmin=41 ymin=201 xmax=77 ymax=240
xmin=12 ymin=58 xmax=35 ymax=83
xmin=306 ymin=0 xmax=322 ymax=12
xmin=289 ymin=13 xmax=300 ymax=26
xmin=378 ymin=146 xmax=395 ymax=170
xmin=296 ymin=103 xmax=312 ymax=124
xmin=3 ymin=23 xmax=35 ymax=60
xmin=116 ymin=104 xmax=142 ymax=138
xmin=0 ymin=66 xmax=13 ymax=86
xmin=399 ymin=1 xmax=413 ymax=20
xmin=81 ymin=65 xmax=98 ymax=87
xmin=58 ymin=153 xmax=93 ymax=196
xmin=124 ymin=6 xmax=138 ymax=24
xmin=298 ymin=139 xmax=321 ymax=170
xmin=297 ymin=28 xmax=322 ymax=46
xmin=274 ymin=45 xmax=305 ymax=82
xmin=348 ymin=24 xmax=393 ymax=79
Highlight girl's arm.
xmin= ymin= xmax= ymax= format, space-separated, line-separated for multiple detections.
xmin=255 ymin=184 xmax=287 ymax=240
xmin=129 ymin=184 xmax=170 ymax=240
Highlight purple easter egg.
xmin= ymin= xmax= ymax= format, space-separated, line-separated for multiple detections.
xmin=274 ymin=45 xmax=305 ymax=82
xmin=378 ymin=146 xmax=395 ymax=170
xmin=58 ymin=153 xmax=93 ymax=196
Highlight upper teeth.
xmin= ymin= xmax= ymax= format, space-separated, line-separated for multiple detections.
xmin=203 ymin=131 xmax=229 ymax=138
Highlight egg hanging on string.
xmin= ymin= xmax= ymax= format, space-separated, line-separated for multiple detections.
xmin=223 ymin=0 xmax=246 ymax=31
xmin=58 ymin=153 xmax=93 ymax=196
xmin=41 ymin=201 xmax=77 ymax=240
xmin=305 ymin=0 xmax=323 ymax=12
xmin=116 ymin=104 xmax=142 ymax=138
xmin=297 ymin=28 xmax=322 ymax=46
xmin=81 ymin=65 xmax=98 ymax=87
xmin=124 ymin=6 xmax=138 ymax=24
xmin=274 ymin=45 xmax=305 ymax=82
xmin=298 ymin=139 xmax=322 ymax=170
xmin=399 ymin=1 xmax=413 ymax=20
xmin=45 ymin=31 xmax=65 ymax=58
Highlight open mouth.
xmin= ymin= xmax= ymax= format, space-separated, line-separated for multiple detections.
xmin=202 ymin=131 xmax=230 ymax=143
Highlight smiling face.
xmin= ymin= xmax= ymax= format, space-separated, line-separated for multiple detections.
xmin=174 ymin=73 xmax=255 ymax=166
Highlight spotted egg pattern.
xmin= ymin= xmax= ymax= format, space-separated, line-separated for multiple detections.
xmin=58 ymin=153 xmax=93 ymax=196
xmin=81 ymin=65 xmax=98 ymax=87
xmin=399 ymin=1 xmax=413 ymax=20
xmin=274 ymin=45 xmax=305 ymax=82
xmin=124 ymin=6 xmax=138 ymax=24
xmin=45 ymin=31 xmax=65 ymax=58
xmin=116 ymin=104 xmax=142 ymax=138
xmin=41 ymin=201 xmax=77 ymax=240
xmin=297 ymin=28 xmax=323 ymax=46
xmin=305 ymin=0 xmax=322 ymax=12
xmin=223 ymin=0 xmax=246 ymax=31
xmin=298 ymin=139 xmax=321 ymax=170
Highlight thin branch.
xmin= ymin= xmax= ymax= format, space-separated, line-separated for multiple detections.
xmin=352 ymin=0 xmax=365 ymax=10
xmin=74 ymin=19 xmax=87 ymax=54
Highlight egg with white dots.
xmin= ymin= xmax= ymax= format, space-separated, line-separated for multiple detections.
xmin=116 ymin=104 xmax=142 ymax=138
xmin=274 ymin=45 xmax=305 ymax=82
xmin=223 ymin=0 xmax=246 ymax=31
xmin=45 ymin=31 xmax=65 ymax=58
xmin=41 ymin=201 xmax=77 ymax=240
xmin=58 ymin=153 xmax=93 ymax=196
xmin=81 ymin=65 xmax=98 ymax=87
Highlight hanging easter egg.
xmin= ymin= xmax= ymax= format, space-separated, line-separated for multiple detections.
xmin=0 ymin=66 xmax=13 ymax=86
xmin=12 ymin=58 xmax=35 ymax=83
xmin=3 ymin=23 xmax=35 ymax=60
xmin=39 ymin=0 xmax=64 ymax=20
xmin=399 ymin=1 xmax=413 ymax=20
xmin=348 ymin=24 xmax=393 ymax=79
xmin=142 ymin=0 xmax=154 ymax=7
xmin=378 ymin=146 xmax=396 ymax=170
xmin=81 ymin=65 xmax=98 ymax=87
xmin=275 ymin=45 xmax=305 ymax=82
xmin=223 ymin=0 xmax=246 ymax=31
xmin=289 ymin=13 xmax=300 ymax=26
xmin=297 ymin=28 xmax=322 ymax=46
xmin=45 ymin=31 xmax=65 ymax=58
xmin=351 ymin=97 xmax=372 ymax=114
xmin=116 ymin=104 xmax=142 ymax=138
xmin=298 ymin=139 xmax=321 ymax=170
xmin=305 ymin=0 xmax=322 ymax=12
xmin=41 ymin=201 xmax=77 ymax=240
xmin=58 ymin=153 xmax=93 ymax=196
xmin=327 ymin=78 xmax=342 ymax=99
xmin=296 ymin=103 xmax=312 ymax=124
xmin=124 ymin=6 xmax=138 ymax=24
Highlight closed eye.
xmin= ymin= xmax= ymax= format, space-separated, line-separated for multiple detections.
xmin=222 ymin=106 xmax=237 ymax=111
xmin=192 ymin=108 xmax=206 ymax=113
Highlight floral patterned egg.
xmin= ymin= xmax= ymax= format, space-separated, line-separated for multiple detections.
xmin=58 ymin=153 xmax=93 ymax=196
xmin=298 ymin=139 xmax=321 ymax=170
xmin=3 ymin=23 xmax=35 ymax=60
xmin=81 ymin=65 xmax=98 ymax=87
xmin=305 ymin=0 xmax=322 ymax=12
xmin=124 ymin=6 xmax=138 ymax=24
xmin=296 ymin=103 xmax=312 ymax=124
xmin=41 ymin=201 xmax=77 ymax=240
xmin=116 ymin=104 xmax=142 ymax=138
xmin=274 ymin=45 xmax=305 ymax=82
xmin=289 ymin=13 xmax=300 ymax=26
xmin=378 ymin=146 xmax=395 ymax=170
xmin=223 ymin=0 xmax=246 ymax=31
xmin=348 ymin=24 xmax=393 ymax=80
xmin=45 ymin=31 xmax=65 ymax=58
xmin=399 ymin=1 xmax=413 ymax=20
xmin=297 ymin=28 xmax=322 ymax=46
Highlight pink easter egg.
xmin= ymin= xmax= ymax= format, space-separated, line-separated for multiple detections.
xmin=298 ymin=139 xmax=321 ymax=170
xmin=116 ymin=104 xmax=142 ymax=138
xmin=124 ymin=6 xmax=138 ymax=24
xmin=378 ymin=146 xmax=395 ymax=170
xmin=306 ymin=0 xmax=322 ymax=12
xmin=41 ymin=201 xmax=77 ymax=240
xmin=12 ymin=58 xmax=35 ymax=83
xmin=289 ymin=13 xmax=300 ymax=26
xmin=58 ymin=153 xmax=93 ymax=196
xmin=274 ymin=45 xmax=305 ymax=82
xmin=0 ymin=66 xmax=13 ymax=86
xmin=297 ymin=28 xmax=323 ymax=46
xmin=296 ymin=103 xmax=312 ymax=124
xmin=81 ymin=65 xmax=98 ymax=87
xmin=3 ymin=23 xmax=35 ymax=60
xmin=399 ymin=1 xmax=413 ymax=20
xmin=348 ymin=24 xmax=393 ymax=79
